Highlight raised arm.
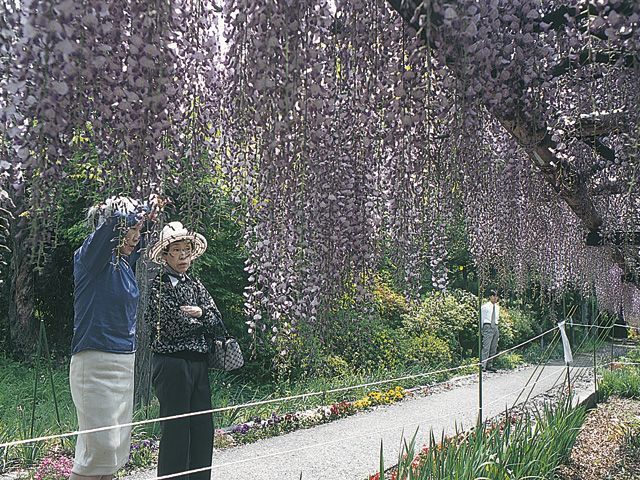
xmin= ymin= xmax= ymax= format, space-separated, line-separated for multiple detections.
xmin=76 ymin=212 xmax=141 ymax=275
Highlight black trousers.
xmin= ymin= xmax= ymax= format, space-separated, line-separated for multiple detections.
xmin=152 ymin=353 xmax=213 ymax=480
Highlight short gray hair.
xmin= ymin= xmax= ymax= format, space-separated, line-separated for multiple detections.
xmin=87 ymin=196 xmax=141 ymax=230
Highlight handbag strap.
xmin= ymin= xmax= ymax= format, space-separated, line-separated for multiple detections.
xmin=220 ymin=323 xmax=230 ymax=337
xmin=212 ymin=313 xmax=230 ymax=338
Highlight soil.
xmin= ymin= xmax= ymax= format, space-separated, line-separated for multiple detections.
xmin=555 ymin=396 xmax=640 ymax=480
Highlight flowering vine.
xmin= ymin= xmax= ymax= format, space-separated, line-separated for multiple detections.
xmin=1 ymin=0 xmax=638 ymax=342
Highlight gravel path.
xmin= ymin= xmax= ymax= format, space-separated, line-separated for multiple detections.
xmin=124 ymin=359 xmax=597 ymax=480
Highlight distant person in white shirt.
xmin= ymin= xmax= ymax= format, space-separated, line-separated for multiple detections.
xmin=481 ymin=290 xmax=500 ymax=372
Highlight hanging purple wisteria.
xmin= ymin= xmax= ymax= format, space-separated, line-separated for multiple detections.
xmin=0 ymin=0 xmax=222 ymax=234
xmin=1 ymin=0 xmax=639 ymax=340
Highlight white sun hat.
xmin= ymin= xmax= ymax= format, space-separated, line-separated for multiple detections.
xmin=147 ymin=221 xmax=207 ymax=264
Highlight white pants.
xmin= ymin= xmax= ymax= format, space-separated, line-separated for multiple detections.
xmin=70 ymin=350 xmax=135 ymax=476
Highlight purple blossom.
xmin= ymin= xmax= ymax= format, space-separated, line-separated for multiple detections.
xmin=1 ymin=0 xmax=639 ymax=342
xmin=232 ymin=423 xmax=251 ymax=434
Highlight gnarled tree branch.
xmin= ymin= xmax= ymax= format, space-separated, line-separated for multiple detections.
xmin=551 ymin=48 xmax=638 ymax=78
xmin=387 ymin=0 xmax=638 ymax=287
xmin=388 ymin=0 xmax=602 ymax=228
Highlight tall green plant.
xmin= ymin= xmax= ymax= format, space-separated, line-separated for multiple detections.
xmin=383 ymin=399 xmax=585 ymax=480
xmin=599 ymin=345 xmax=640 ymax=400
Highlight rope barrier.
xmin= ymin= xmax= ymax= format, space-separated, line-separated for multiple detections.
xmin=584 ymin=356 xmax=640 ymax=371
xmin=486 ymin=326 xmax=557 ymax=360
xmin=0 ymin=324 xmax=563 ymax=450
xmin=140 ymin=364 xmax=593 ymax=479
xmin=0 ymin=360 xmax=481 ymax=450
xmin=1 ymin=359 xmax=607 ymax=480
xmin=496 ymin=362 xmax=590 ymax=405
xmin=0 ymin=363 xmax=478 ymax=448
xmin=510 ymin=330 xmax=561 ymax=409
xmin=566 ymin=322 xmax=640 ymax=331
xmin=0 ymin=324 xmax=620 ymax=453
xmin=596 ymin=361 xmax=640 ymax=369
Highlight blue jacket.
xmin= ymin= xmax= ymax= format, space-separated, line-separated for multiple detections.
xmin=71 ymin=213 xmax=143 ymax=355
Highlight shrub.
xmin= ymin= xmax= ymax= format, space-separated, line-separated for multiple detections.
xmin=358 ymin=321 xmax=406 ymax=371
xmin=322 ymin=355 xmax=351 ymax=377
xmin=497 ymin=308 xmax=516 ymax=349
xmin=401 ymin=333 xmax=453 ymax=368
xmin=522 ymin=340 xmax=564 ymax=364
xmin=372 ymin=274 xmax=410 ymax=328
xmin=321 ymin=310 xmax=406 ymax=372
xmin=600 ymin=365 xmax=640 ymax=400
xmin=493 ymin=352 xmax=523 ymax=370
xmin=458 ymin=357 xmax=480 ymax=376
xmin=270 ymin=274 xmax=412 ymax=377
xmin=499 ymin=307 xmax=537 ymax=349
xmin=270 ymin=329 xmax=323 ymax=380
xmin=402 ymin=290 xmax=477 ymax=359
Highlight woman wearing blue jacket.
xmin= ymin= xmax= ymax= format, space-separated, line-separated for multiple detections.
xmin=69 ymin=196 xmax=161 ymax=480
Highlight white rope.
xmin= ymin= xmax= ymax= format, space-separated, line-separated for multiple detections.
xmin=487 ymin=326 xmax=557 ymax=360
xmin=150 ymin=364 xmax=589 ymax=479
xmin=0 ymin=324 xmax=565 ymax=450
xmin=1 ymin=351 xmax=594 ymax=480
xmin=566 ymin=322 xmax=612 ymax=330
xmin=0 ymin=362 xmax=480 ymax=450
xmin=487 ymin=362 xmax=593 ymax=410
xmin=597 ymin=361 xmax=640 ymax=368
xmin=587 ymin=358 xmax=640 ymax=370
xmin=566 ymin=322 xmax=640 ymax=331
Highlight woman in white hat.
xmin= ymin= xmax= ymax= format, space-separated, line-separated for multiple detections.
xmin=145 ymin=221 xmax=222 ymax=480
xmin=70 ymin=195 xmax=162 ymax=480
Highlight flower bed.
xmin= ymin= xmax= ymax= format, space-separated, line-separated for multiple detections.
xmin=32 ymin=453 xmax=73 ymax=480
xmin=23 ymin=386 xmax=407 ymax=479
xmin=24 ymin=438 xmax=159 ymax=480
xmin=214 ymin=386 xmax=407 ymax=447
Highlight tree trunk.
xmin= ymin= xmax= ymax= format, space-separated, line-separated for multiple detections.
xmin=134 ymin=256 xmax=161 ymax=407
xmin=385 ymin=0 xmax=639 ymax=289
xmin=8 ymin=230 xmax=37 ymax=360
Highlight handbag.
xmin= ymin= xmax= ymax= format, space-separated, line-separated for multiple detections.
xmin=209 ymin=337 xmax=244 ymax=371
xmin=208 ymin=322 xmax=244 ymax=371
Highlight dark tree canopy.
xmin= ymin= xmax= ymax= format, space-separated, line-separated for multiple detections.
xmin=1 ymin=0 xmax=639 ymax=343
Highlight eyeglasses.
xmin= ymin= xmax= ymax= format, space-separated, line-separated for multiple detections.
xmin=167 ymin=248 xmax=193 ymax=258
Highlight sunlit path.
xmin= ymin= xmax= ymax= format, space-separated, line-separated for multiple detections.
xmin=124 ymin=361 xmax=594 ymax=480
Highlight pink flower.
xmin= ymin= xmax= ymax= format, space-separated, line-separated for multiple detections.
xmin=34 ymin=455 xmax=73 ymax=480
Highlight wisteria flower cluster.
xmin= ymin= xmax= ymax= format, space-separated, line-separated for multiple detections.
xmin=1 ymin=0 xmax=639 ymax=345
xmin=222 ymin=0 xmax=640 ymax=345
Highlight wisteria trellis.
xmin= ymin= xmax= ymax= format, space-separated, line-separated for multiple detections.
xmin=1 ymin=1 xmax=639 ymax=341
